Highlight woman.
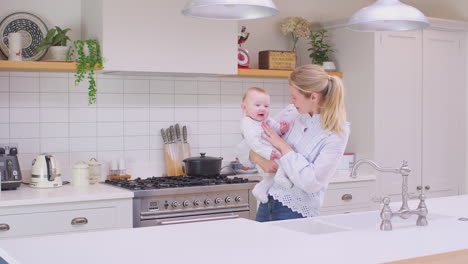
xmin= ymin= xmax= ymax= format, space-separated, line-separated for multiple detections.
xmin=238 ymin=64 xmax=350 ymax=222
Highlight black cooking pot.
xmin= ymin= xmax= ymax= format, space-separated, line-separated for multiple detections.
xmin=183 ymin=153 xmax=223 ymax=177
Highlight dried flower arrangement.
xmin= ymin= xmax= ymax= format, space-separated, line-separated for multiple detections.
xmin=280 ymin=17 xmax=311 ymax=52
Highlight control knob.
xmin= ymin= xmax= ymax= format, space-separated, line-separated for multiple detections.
xmin=225 ymin=197 xmax=232 ymax=203
xmin=204 ymin=199 xmax=212 ymax=205
xmin=171 ymin=201 xmax=179 ymax=208
xmin=182 ymin=200 xmax=190 ymax=207
xmin=235 ymin=196 xmax=242 ymax=202
xmin=214 ymin=198 xmax=222 ymax=204
xmin=193 ymin=200 xmax=200 ymax=206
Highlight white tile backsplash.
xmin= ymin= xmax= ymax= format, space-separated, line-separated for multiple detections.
xmin=0 ymin=124 xmax=9 ymax=138
xmin=40 ymin=93 xmax=69 ymax=107
xmin=98 ymin=122 xmax=123 ymax=137
xmin=97 ymin=79 xmax=124 ymax=93
xmin=4 ymin=73 xmax=287 ymax=177
xmin=70 ymin=108 xmax=97 ymax=122
xmin=124 ymin=94 xmax=150 ymax=108
xmin=0 ymin=108 xmax=9 ymax=123
xmin=40 ymin=108 xmax=68 ymax=123
xmin=124 ymin=79 xmax=149 ymax=94
xmin=124 ymin=108 xmax=149 ymax=122
xmin=11 ymin=108 xmax=40 ymax=123
xmin=41 ymin=123 xmax=69 ymax=138
xmin=0 ymin=92 xmax=9 ymax=107
xmin=10 ymin=77 xmax=39 ymax=92
xmin=150 ymin=80 xmax=174 ymax=94
xmin=10 ymin=123 xmax=40 ymax=138
xmin=40 ymin=78 xmax=69 ymax=93
xmin=0 ymin=77 xmax=9 ymax=92
xmin=10 ymin=93 xmax=39 ymax=108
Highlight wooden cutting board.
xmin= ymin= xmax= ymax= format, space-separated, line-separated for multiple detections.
xmin=384 ymin=248 xmax=468 ymax=264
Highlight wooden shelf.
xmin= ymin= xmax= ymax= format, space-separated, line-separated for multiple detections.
xmin=0 ymin=61 xmax=102 ymax=72
xmin=233 ymin=68 xmax=343 ymax=78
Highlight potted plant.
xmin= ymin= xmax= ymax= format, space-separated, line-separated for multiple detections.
xmin=35 ymin=26 xmax=71 ymax=61
xmin=308 ymin=29 xmax=336 ymax=71
xmin=67 ymin=39 xmax=103 ymax=105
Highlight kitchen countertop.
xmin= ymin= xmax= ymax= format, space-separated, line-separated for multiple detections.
xmin=0 ymin=194 xmax=466 ymax=263
xmin=0 ymin=183 xmax=133 ymax=207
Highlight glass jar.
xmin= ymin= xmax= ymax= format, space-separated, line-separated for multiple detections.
xmin=88 ymin=158 xmax=102 ymax=184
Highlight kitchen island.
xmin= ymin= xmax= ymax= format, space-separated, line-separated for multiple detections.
xmin=0 ymin=195 xmax=467 ymax=264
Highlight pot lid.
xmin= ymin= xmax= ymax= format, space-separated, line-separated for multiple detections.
xmin=88 ymin=157 xmax=101 ymax=166
xmin=73 ymin=161 xmax=89 ymax=169
xmin=183 ymin=153 xmax=223 ymax=162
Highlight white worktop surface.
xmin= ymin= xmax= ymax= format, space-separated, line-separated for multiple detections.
xmin=1 ymin=195 xmax=467 ymax=264
xmin=0 ymin=173 xmax=374 ymax=208
xmin=0 ymin=183 xmax=133 ymax=207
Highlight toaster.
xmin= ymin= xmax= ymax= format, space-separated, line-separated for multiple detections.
xmin=0 ymin=147 xmax=22 ymax=190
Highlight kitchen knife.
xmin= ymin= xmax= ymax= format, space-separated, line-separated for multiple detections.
xmin=182 ymin=125 xmax=191 ymax=160
xmin=169 ymin=126 xmax=181 ymax=176
xmin=166 ymin=127 xmax=176 ymax=176
xmin=174 ymin=124 xmax=185 ymax=175
xmin=161 ymin=128 xmax=174 ymax=177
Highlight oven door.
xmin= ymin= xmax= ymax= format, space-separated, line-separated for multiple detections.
xmin=138 ymin=210 xmax=251 ymax=227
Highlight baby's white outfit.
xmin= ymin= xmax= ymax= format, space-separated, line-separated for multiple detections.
xmin=239 ymin=116 xmax=292 ymax=203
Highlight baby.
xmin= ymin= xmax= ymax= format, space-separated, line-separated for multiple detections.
xmin=239 ymin=87 xmax=293 ymax=203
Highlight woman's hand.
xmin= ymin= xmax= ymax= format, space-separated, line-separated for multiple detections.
xmin=250 ymin=151 xmax=278 ymax=173
xmin=261 ymin=122 xmax=293 ymax=155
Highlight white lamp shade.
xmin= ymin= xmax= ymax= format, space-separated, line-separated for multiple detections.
xmin=182 ymin=0 xmax=279 ymax=20
xmin=347 ymin=0 xmax=429 ymax=32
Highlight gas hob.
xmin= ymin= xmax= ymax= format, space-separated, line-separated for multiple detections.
xmin=104 ymin=175 xmax=252 ymax=191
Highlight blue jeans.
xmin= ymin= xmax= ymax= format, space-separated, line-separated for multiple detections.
xmin=256 ymin=195 xmax=304 ymax=222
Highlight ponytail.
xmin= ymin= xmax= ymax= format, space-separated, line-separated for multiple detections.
xmin=289 ymin=64 xmax=347 ymax=135
xmin=321 ymin=75 xmax=346 ymax=135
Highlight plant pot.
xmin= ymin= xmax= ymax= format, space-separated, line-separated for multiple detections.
xmin=322 ymin=61 xmax=336 ymax=72
xmin=47 ymin=46 xmax=70 ymax=61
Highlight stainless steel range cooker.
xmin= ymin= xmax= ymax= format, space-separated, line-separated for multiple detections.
xmin=105 ymin=176 xmax=258 ymax=227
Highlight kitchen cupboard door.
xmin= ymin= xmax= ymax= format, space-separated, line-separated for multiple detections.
xmin=374 ymin=31 xmax=423 ymax=198
xmin=82 ymin=0 xmax=238 ymax=75
xmin=421 ymin=29 xmax=467 ymax=197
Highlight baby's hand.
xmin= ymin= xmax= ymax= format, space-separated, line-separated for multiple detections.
xmin=280 ymin=121 xmax=290 ymax=134
xmin=270 ymin=149 xmax=281 ymax=160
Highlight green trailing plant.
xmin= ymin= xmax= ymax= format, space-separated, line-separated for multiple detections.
xmin=67 ymin=40 xmax=103 ymax=105
xmin=35 ymin=26 xmax=71 ymax=53
xmin=308 ymin=29 xmax=334 ymax=66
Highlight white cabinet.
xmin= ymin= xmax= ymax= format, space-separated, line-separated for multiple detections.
xmin=325 ymin=18 xmax=467 ymax=200
xmin=320 ymin=179 xmax=376 ymax=215
xmin=0 ymin=199 xmax=132 ymax=239
xmin=82 ymin=0 xmax=238 ymax=75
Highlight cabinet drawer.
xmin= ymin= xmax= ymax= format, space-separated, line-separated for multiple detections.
xmin=0 ymin=207 xmax=115 ymax=238
xmin=322 ymin=187 xmax=370 ymax=208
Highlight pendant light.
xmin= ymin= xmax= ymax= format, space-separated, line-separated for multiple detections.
xmin=182 ymin=0 xmax=279 ymax=20
xmin=347 ymin=0 xmax=429 ymax=32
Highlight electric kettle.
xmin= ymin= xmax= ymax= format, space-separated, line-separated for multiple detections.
xmin=30 ymin=154 xmax=62 ymax=188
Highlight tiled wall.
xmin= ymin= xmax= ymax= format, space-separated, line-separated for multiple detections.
xmin=0 ymin=71 xmax=289 ymax=181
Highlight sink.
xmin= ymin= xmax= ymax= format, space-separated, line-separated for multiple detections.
xmin=266 ymin=218 xmax=349 ymax=235
xmin=319 ymin=210 xmax=450 ymax=230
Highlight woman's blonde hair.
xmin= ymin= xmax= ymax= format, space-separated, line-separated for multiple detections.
xmin=289 ymin=64 xmax=347 ymax=134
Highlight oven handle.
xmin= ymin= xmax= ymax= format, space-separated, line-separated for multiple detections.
xmin=156 ymin=214 xmax=240 ymax=225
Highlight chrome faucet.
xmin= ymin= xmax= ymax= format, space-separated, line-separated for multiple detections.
xmin=351 ymin=159 xmax=428 ymax=231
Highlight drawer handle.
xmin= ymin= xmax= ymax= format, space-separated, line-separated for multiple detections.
xmin=71 ymin=217 xmax=88 ymax=226
xmin=341 ymin=194 xmax=353 ymax=201
xmin=0 ymin=224 xmax=10 ymax=231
